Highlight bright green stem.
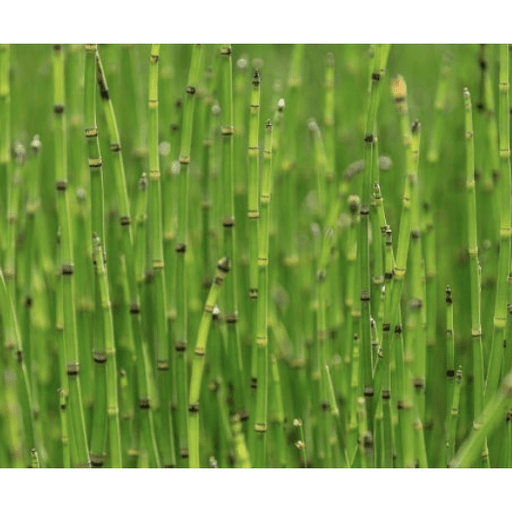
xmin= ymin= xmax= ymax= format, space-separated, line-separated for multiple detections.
xmin=220 ymin=44 xmax=245 ymax=419
xmin=248 ymin=68 xmax=261 ymax=300
xmin=461 ymin=88 xmax=485 ymax=423
xmin=132 ymin=172 xmax=161 ymax=468
xmin=189 ymin=257 xmax=230 ymax=468
xmin=59 ymin=388 xmax=71 ymax=468
xmin=356 ymin=396 xmax=374 ymax=467
xmin=446 ymin=366 xmax=462 ymax=464
xmin=450 ymin=371 xmax=512 ymax=468
xmin=175 ymin=44 xmax=202 ymax=462
xmin=54 ymin=45 xmax=90 ymax=468
xmin=253 ymin=120 xmax=273 ymax=468
xmin=93 ymin=236 xmax=122 ymax=467
xmin=89 ymin=239 xmax=107 ymax=467
xmin=486 ymin=46 xmax=511 ymax=404
xmin=147 ymin=44 xmax=174 ymax=467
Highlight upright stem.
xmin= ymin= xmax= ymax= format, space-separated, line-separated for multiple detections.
xmin=253 ymin=120 xmax=273 ymax=467
xmin=189 ymin=257 xmax=230 ymax=467
xmin=219 ymin=44 xmax=246 ymax=421
xmin=486 ymin=45 xmax=511 ymax=404
xmin=93 ymin=235 xmax=122 ymax=467
xmin=175 ymin=44 xmax=202 ymax=462
xmin=54 ymin=44 xmax=90 ymax=468
xmin=0 ymin=44 xmax=10 ymax=259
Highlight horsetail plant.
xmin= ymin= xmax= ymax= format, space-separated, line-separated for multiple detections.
xmin=146 ymin=44 xmax=176 ymax=468
xmin=175 ymin=43 xmax=202 ymax=463
xmin=93 ymin=234 xmax=122 ymax=467
xmin=486 ymin=45 xmax=511 ymax=404
xmin=54 ymin=44 xmax=90 ymax=468
xmin=253 ymin=119 xmax=273 ymax=467
xmin=189 ymin=257 xmax=231 ymax=468
xmin=3 ymin=43 xmax=512 ymax=470
xmin=461 ymin=87 xmax=489 ymax=467
xmin=219 ymin=44 xmax=246 ymax=423
xmin=247 ymin=68 xmax=261 ymax=433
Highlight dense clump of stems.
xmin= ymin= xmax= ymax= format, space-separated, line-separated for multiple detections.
xmin=360 ymin=44 xmax=390 ymax=425
xmin=4 ymin=43 xmax=512 ymax=470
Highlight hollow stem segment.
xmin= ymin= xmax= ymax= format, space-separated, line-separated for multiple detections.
xmin=175 ymin=44 xmax=202 ymax=462
xmin=189 ymin=257 xmax=231 ymax=468
xmin=461 ymin=89 xmax=485 ymax=414
xmin=253 ymin=120 xmax=273 ymax=468
xmin=134 ymin=173 xmax=161 ymax=467
xmin=54 ymin=45 xmax=90 ymax=468
xmin=93 ymin=236 xmax=122 ymax=467
xmin=247 ymin=69 xmax=261 ymax=435
xmin=464 ymin=87 xmax=490 ymax=467
xmin=146 ymin=44 xmax=175 ymax=467
xmin=219 ymin=44 xmax=246 ymax=420
xmin=486 ymin=46 xmax=511 ymax=404
xmin=446 ymin=366 xmax=462 ymax=464
xmin=248 ymin=68 xmax=261 ymax=303
xmin=360 ymin=44 xmax=389 ymax=424
xmin=444 ymin=286 xmax=455 ymax=465
xmin=85 ymin=44 xmax=107 ymax=467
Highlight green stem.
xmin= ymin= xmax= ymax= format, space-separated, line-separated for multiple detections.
xmin=189 ymin=257 xmax=230 ymax=468
xmin=54 ymin=44 xmax=90 ymax=468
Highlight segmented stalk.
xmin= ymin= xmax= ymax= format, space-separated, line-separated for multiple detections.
xmin=133 ymin=172 xmax=161 ymax=467
xmin=93 ymin=235 xmax=122 ymax=467
xmin=446 ymin=286 xmax=455 ymax=423
xmin=253 ymin=120 xmax=273 ymax=467
xmin=446 ymin=366 xmax=462 ymax=464
xmin=356 ymin=396 xmax=374 ymax=467
xmin=486 ymin=45 xmax=511 ymax=403
xmin=219 ymin=44 xmax=246 ymax=420
xmin=189 ymin=257 xmax=230 ymax=468
xmin=461 ymin=89 xmax=485 ymax=417
xmin=175 ymin=44 xmax=202 ymax=462
xmin=247 ymin=69 xmax=261 ymax=432
xmin=54 ymin=44 xmax=90 ymax=468
xmin=146 ymin=44 xmax=175 ymax=468
xmin=248 ymin=67 xmax=261 ymax=310
xmin=360 ymin=44 xmax=389 ymax=422
xmin=58 ymin=388 xmax=70 ymax=468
